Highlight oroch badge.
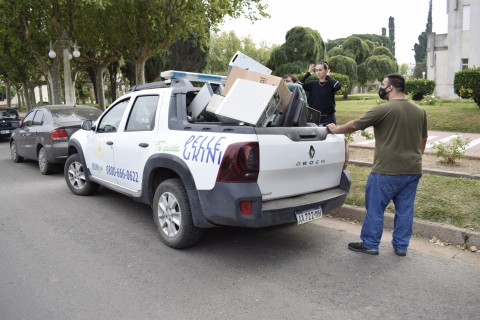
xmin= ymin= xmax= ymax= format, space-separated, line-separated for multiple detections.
xmin=309 ymin=145 xmax=315 ymax=159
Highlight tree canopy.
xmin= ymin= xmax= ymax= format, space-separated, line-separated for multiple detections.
xmin=266 ymin=26 xmax=324 ymax=76
xmin=205 ymin=31 xmax=273 ymax=75
xmin=0 ymin=0 xmax=268 ymax=109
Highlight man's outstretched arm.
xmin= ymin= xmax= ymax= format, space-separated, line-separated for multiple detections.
xmin=326 ymin=120 xmax=358 ymax=134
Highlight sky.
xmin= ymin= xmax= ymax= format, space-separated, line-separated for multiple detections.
xmin=219 ymin=0 xmax=449 ymax=65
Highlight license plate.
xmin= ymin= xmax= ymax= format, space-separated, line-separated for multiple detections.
xmin=295 ymin=206 xmax=323 ymax=225
xmin=1 ymin=130 xmax=10 ymax=134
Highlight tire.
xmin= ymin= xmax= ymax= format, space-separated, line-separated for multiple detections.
xmin=64 ymin=153 xmax=99 ymax=196
xmin=10 ymin=141 xmax=24 ymax=163
xmin=38 ymin=147 xmax=53 ymax=175
xmin=152 ymin=178 xmax=203 ymax=249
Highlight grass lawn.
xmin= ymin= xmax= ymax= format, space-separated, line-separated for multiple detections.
xmin=336 ymin=95 xmax=480 ymax=133
xmin=346 ymin=164 xmax=480 ymax=232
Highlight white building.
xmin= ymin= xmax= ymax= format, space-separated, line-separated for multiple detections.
xmin=427 ymin=0 xmax=479 ymax=98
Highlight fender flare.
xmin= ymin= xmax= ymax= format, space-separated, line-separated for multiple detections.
xmin=66 ymin=140 xmax=95 ymax=182
xmin=142 ymin=153 xmax=213 ymax=228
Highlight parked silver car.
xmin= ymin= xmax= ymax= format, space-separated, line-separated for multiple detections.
xmin=10 ymin=105 xmax=102 ymax=174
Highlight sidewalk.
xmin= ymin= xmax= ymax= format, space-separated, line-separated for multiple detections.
xmin=329 ymin=205 xmax=480 ymax=249
xmin=350 ymin=129 xmax=480 ymax=159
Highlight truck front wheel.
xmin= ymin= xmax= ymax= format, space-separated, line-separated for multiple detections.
xmin=64 ymin=153 xmax=99 ymax=196
xmin=152 ymin=178 xmax=203 ymax=249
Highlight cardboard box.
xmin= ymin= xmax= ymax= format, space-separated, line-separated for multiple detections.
xmin=223 ymin=66 xmax=291 ymax=112
xmin=227 ymin=51 xmax=272 ymax=75
xmin=214 ymin=79 xmax=280 ymax=127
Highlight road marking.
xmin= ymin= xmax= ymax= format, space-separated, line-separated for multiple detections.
xmin=426 ymin=135 xmax=462 ymax=149
xmin=465 ymin=138 xmax=480 ymax=149
xmin=356 ymin=139 xmax=375 ymax=145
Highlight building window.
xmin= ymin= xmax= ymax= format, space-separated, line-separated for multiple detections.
xmin=462 ymin=59 xmax=469 ymax=70
xmin=463 ymin=5 xmax=471 ymax=30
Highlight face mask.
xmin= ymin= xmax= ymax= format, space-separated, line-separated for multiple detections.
xmin=378 ymin=86 xmax=391 ymax=100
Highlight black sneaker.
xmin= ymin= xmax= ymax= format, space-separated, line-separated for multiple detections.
xmin=394 ymin=248 xmax=407 ymax=256
xmin=348 ymin=242 xmax=379 ymax=255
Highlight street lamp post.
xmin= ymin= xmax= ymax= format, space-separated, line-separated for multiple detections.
xmin=48 ymin=30 xmax=80 ymax=105
xmin=422 ymin=71 xmax=426 ymax=79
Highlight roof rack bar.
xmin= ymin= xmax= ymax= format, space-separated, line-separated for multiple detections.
xmin=161 ymin=70 xmax=227 ymax=84
xmin=129 ymin=81 xmax=168 ymax=92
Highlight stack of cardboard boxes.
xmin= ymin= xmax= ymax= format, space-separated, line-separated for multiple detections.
xmin=206 ymin=66 xmax=292 ymax=127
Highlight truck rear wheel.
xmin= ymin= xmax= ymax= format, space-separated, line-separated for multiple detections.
xmin=152 ymin=178 xmax=203 ymax=249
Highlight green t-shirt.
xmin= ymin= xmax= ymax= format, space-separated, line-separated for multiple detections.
xmin=354 ymin=99 xmax=428 ymax=175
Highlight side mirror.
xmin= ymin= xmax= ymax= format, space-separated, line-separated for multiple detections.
xmin=81 ymin=120 xmax=93 ymax=131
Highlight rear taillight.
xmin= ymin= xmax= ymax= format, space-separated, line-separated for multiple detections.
xmin=50 ymin=129 xmax=68 ymax=141
xmin=216 ymin=142 xmax=259 ymax=182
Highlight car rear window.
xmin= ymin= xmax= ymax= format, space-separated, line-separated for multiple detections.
xmin=51 ymin=108 xmax=103 ymax=123
xmin=0 ymin=109 xmax=19 ymax=120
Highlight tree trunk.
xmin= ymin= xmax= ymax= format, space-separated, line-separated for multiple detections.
xmin=87 ymin=67 xmax=98 ymax=104
xmin=23 ymin=84 xmax=32 ymax=110
xmin=108 ymin=62 xmax=119 ymax=102
xmin=134 ymin=57 xmax=148 ymax=85
xmin=95 ymin=68 xmax=106 ymax=110
xmin=29 ymin=85 xmax=36 ymax=107
xmin=5 ymin=80 xmax=11 ymax=108
xmin=47 ymin=66 xmax=63 ymax=104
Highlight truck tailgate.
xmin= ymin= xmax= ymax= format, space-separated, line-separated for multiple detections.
xmin=255 ymin=128 xmax=346 ymax=201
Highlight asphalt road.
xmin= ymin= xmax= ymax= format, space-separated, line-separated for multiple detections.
xmin=1 ymin=140 xmax=479 ymax=320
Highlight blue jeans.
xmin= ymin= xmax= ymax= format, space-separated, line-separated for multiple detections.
xmin=361 ymin=173 xmax=422 ymax=251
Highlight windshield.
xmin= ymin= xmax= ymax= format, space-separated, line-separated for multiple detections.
xmin=0 ymin=109 xmax=19 ymax=120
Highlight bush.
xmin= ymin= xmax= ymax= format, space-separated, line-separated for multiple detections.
xmin=273 ymin=61 xmax=307 ymax=77
xmin=454 ymin=68 xmax=480 ymax=108
xmin=432 ymin=135 xmax=471 ymax=166
xmin=405 ymin=79 xmax=435 ymax=101
xmin=420 ymin=95 xmax=439 ymax=106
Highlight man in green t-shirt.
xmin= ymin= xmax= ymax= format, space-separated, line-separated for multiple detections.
xmin=327 ymin=74 xmax=428 ymax=256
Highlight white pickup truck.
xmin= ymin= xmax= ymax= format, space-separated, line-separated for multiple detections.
xmin=64 ymin=71 xmax=351 ymax=248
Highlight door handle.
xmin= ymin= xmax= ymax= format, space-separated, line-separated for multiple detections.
xmin=106 ymin=141 xmax=114 ymax=145
xmin=139 ymin=143 xmax=149 ymax=148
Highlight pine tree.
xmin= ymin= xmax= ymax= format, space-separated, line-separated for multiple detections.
xmin=413 ymin=0 xmax=432 ymax=78
xmin=388 ymin=17 xmax=395 ymax=56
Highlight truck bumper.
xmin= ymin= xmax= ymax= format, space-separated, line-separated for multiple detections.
xmin=195 ymin=170 xmax=351 ymax=228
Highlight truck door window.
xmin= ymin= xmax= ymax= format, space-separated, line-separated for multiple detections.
xmin=125 ymin=95 xmax=159 ymax=131
xmin=97 ymin=99 xmax=130 ymax=133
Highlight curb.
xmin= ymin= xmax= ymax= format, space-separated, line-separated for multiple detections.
xmin=349 ymin=160 xmax=480 ymax=180
xmin=328 ymin=205 xmax=480 ymax=248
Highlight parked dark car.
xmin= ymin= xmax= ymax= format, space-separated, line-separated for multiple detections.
xmin=0 ymin=107 xmax=20 ymax=138
xmin=10 ymin=105 xmax=102 ymax=174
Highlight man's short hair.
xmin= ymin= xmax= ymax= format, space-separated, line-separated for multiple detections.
xmin=282 ymin=73 xmax=298 ymax=83
xmin=385 ymin=74 xmax=405 ymax=93
xmin=317 ymin=60 xmax=329 ymax=70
